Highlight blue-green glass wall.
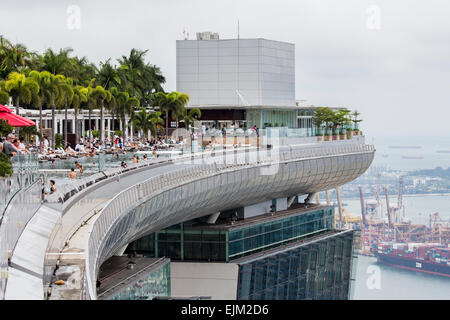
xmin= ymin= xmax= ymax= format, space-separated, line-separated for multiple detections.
xmin=262 ymin=110 xmax=295 ymax=128
xmin=130 ymin=207 xmax=334 ymax=263
xmin=236 ymin=231 xmax=355 ymax=300
xmin=246 ymin=109 xmax=296 ymax=129
xmin=228 ymin=207 xmax=334 ymax=259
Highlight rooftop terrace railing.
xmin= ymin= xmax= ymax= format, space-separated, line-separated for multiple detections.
xmin=84 ymin=142 xmax=375 ymax=299
xmin=0 ymin=154 xmax=39 ymax=215
xmin=45 ymin=136 xmax=368 ymax=210
xmin=0 ymin=154 xmax=43 ymax=299
xmin=0 ymin=177 xmax=43 ymax=299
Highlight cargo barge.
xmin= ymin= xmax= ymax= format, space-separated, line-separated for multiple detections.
xmin=372 ymin=242 xmax=450 ymax=278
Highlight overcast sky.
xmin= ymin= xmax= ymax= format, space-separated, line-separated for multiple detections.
xmin=1 ymin=0 xmax=450 ymax=141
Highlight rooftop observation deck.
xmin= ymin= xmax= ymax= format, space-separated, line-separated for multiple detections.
xmin=0 ymin=135 xmax=375 ymax=300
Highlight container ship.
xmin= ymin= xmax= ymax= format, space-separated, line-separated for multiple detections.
xmin=371 ymin=242 xmax=450 ymax=278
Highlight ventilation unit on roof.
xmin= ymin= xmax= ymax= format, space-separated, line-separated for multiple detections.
xmin=196 ymin=32 xmax=219 ymax=40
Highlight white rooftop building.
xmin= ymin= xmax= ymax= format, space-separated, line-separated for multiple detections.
xmin=176 ymin=33 xmax=297 ymax=129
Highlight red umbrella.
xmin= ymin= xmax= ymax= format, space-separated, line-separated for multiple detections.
xmin=0 ymin=104 xmax=35 ymax=127
xmin=0 ymin=104 xmax=12 ymax=112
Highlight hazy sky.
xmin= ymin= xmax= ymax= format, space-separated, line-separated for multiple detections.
xmin=1 ymin=0 xmax=449 ymax=140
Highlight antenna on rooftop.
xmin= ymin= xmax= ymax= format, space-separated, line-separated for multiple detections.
xmin=237 ymin=20 xmax=240 ymax=39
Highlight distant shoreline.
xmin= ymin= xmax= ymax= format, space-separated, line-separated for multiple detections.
xmin=344 ymin=192 xmax=450 ymax=201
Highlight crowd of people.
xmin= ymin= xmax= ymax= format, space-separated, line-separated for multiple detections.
xmin=4 ymin=124 xmax=261 ymax=196
xmin=0 ymin=133 xmax=32 ymax=156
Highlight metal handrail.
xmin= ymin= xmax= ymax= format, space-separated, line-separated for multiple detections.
xmin=0 ymin=177 xmax=43 ymax=299
xmin=45 ymin=138 xmax=370 ymax=207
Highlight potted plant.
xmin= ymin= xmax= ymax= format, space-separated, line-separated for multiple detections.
xmin=345 ymin=123 xmax=352 ymax=139
xmin=0 ymin=152 xmax=13 ymax=177
xmin=337 ymin=109 xmax=351 ymax=140
xmin=322 ymin=108 xmax=334 ymax=141
xmin=351 ymin=110 xmax=362 ymax=136
xmin=329 ymin=110 xmax=341 ymax=140
xmin=312 ymin=107 xmax=328 ymax=141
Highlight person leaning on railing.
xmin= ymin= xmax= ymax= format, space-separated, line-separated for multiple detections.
xmin=13 ymin=138 xmax=30 ymax=154
xmin=3 ymin=133 xmax=19 ymax=157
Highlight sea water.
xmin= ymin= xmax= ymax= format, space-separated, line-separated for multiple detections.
xmin=353 ymin=254 xmax=450 ymax=300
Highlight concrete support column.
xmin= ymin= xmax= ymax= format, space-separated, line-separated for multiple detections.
xmin=130 ymin=123 xmax=133 ymax=141
xmin=107 ymin=119 xmax=111 ymax=140
xmin=71 ymin=119 xmax=75 ymax=134
xmin=114 ymin=244 xmax=129 ymax=256
xmin=287 ymin=196 xmax=296 ymax=209
xmin=206 ymin=212 xmax=221 ymax=224
xmin=316 ymin=193 xmax=321 ymax=204
xmin=304 ymin=192 xmax=317 ymax=204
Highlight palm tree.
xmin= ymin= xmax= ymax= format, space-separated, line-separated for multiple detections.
xmin=71 ymin=85 xmax=87 ymax=143
xmin=69 ymin=56 xmax=97 ymax=87
xmin=28 ymin=70 xmax=52 ymax=149
xmin=0 ymin=36 xmax=12 ymax=78
xmin=108 ymin=87 xmax=120 ymax=134
xmin=0 ymin=38 xmax=34 ymax=78
xmin=116 ymin=91 xmax=139 ymax=140
xmin=154 ymin=91 xmax=190 ymax=141
xmin=153 ymin=92 xmax=170 ymax=141
xmin=0 ymin=89 xmax=8 ymax=104
xmin=90 ymin=85 xmax=111 ymax=142
xmin=117 ymin=48 xmax=166 ymax=108
xmin=82 ymin=81 xmax=96 ymax=141
xmin=41 ymin=48 xmax=74 ymax=76
xmin=133 ymin=107 xmax=149 ymax=141
xmin=59 ymin=78 xmax=74 ymax=146
xmin=42 ymin=73 xmax=65 ymax=149
xmin=148 ymin=111 xmax=164 ymax=139
xmin=4 ymin=72 xmax=39 ymax=115
xmin=118 ymin=49 xmax=147 ymax=97
xmin=97 ymin=59 xmax=121 ymax=90
xmin=133 ymin=108 xmax=164 ymax=141
xmin=182 ymin=108 xmax=201 ymax=132
xmin=0 ymin=79 xmax=9 ymax=104
xmin=171 ymin=91 xmax=190 ymax=130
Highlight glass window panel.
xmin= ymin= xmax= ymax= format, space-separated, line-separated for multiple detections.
xmin=184 ymin=232 xmax=201 ymax=242
xmin=202 ymin=232 xmax=220 ymax=242
xmin=166 ymin=232 xmax=181 ymax=241
xmin=229 ymin=230 xmax=242 ymax=241
xmin=157 ymin=232 xmax=167 ymax=241
xmin=229 ymin=240 xmax=243 ymax=256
